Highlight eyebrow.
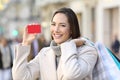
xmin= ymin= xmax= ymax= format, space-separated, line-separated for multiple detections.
xmin=51 ymin=21 xmax=66 ymax=25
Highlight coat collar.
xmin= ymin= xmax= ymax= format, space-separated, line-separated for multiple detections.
xmin=50 ymin=40 xmax=61 ymax=57
xmin=50 ymin=38 xmax=72 ymax=57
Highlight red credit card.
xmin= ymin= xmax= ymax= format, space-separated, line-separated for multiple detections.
xmin=27 ymin=24 xmax=41 ymax=33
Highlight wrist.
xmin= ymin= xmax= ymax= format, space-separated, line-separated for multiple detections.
xmin=21 ymin=41 xmax=30 ymax=46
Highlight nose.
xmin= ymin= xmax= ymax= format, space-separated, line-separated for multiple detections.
xmin=54 ymin=26 xmax=59 ymax=32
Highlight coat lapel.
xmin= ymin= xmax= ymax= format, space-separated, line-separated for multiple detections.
xmin=57 ymin=58 xmax=64 ymax=80
xmin=44 ymin=49 xmax=57 ymax=80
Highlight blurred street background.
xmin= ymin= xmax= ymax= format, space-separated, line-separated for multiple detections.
xmin=0 ymin=0 xmax=120 ymax=80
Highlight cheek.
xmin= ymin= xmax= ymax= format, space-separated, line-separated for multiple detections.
xmin=50 ymin=27 xmax=53 ymax=33
xmin=64 ymin=29 xmax=71 ymax=37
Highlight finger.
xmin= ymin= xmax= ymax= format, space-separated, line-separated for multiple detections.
xmin=74 ymin=39 xmax=85 ymax=47
xmin=31 ymin=33 xmax=38 ymax=38
xmin=29 ymin=33 xmax=37 ymax=39
xmin=24 ymin=25 xmax=28 ymax=35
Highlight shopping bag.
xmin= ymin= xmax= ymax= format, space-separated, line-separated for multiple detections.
xmin=93 ymin=42 xmax=120 ymax=80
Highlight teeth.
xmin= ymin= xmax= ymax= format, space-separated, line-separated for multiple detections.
xmin=54 ymin=34 xmax=61 ymax=38
xmin=55 ymin=35 xmax=61 ymax=37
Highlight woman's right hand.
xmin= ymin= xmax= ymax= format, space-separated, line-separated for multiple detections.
xmin=21 ymin=24 xmax=38 ymax=46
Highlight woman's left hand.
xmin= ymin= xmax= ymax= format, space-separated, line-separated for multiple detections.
xmin=73 ymin=38 xmax=86 ymax=47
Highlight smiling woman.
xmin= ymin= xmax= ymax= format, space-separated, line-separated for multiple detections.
xmin=12 ymin=7 xmax=98 ymax=80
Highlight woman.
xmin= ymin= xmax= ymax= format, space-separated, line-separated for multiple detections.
xmin=12 ymin=7 xmax=98 ymax=80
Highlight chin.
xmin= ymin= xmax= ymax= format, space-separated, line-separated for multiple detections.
xmin=55 ymin=41 xmax=62 ymax=44
xmin=54 ymin=40 xmax=63 ymax=44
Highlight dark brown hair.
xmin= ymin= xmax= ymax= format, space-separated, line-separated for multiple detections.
xmin=51 ymin=7 xmax=81 ymax=39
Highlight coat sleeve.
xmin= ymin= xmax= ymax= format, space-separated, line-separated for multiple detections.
xmin=60 ymin=40 xmax=98 ymax=80
xmin=12 ymin=44 xmax=41 ymax=80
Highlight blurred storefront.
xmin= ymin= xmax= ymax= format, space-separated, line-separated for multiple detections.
xmin=96 ymin=0 xmax=120 ymax=47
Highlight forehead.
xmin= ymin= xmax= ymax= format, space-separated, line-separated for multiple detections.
xmin=52 ymin=13 xmax=68 ymax=23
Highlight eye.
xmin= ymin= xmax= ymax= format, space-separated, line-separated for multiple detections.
xmin=61 ymin=24 xmax=66 ymax=27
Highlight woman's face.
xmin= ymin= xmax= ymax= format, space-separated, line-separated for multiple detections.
xmin=50 ymin=13 xmax=71 ymax=44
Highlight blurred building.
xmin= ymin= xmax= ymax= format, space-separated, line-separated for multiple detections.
xmin=0 ymin=0 xmax=120 ymax=48
xmin=96 ymin=0 xmax=120 ymax=48
xmin=0 ymin=0 xmax=40 ymax=40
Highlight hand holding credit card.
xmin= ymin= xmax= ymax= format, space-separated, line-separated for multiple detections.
xmin=27 ymin=23 xmax=41 ymax=34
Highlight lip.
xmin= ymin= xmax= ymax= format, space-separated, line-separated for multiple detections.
xmin=53 ymin=34 xmax=62 ymax=39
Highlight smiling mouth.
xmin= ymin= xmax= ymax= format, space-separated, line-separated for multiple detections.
xmin=53 ymin=34 xmax=62 ymax=39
